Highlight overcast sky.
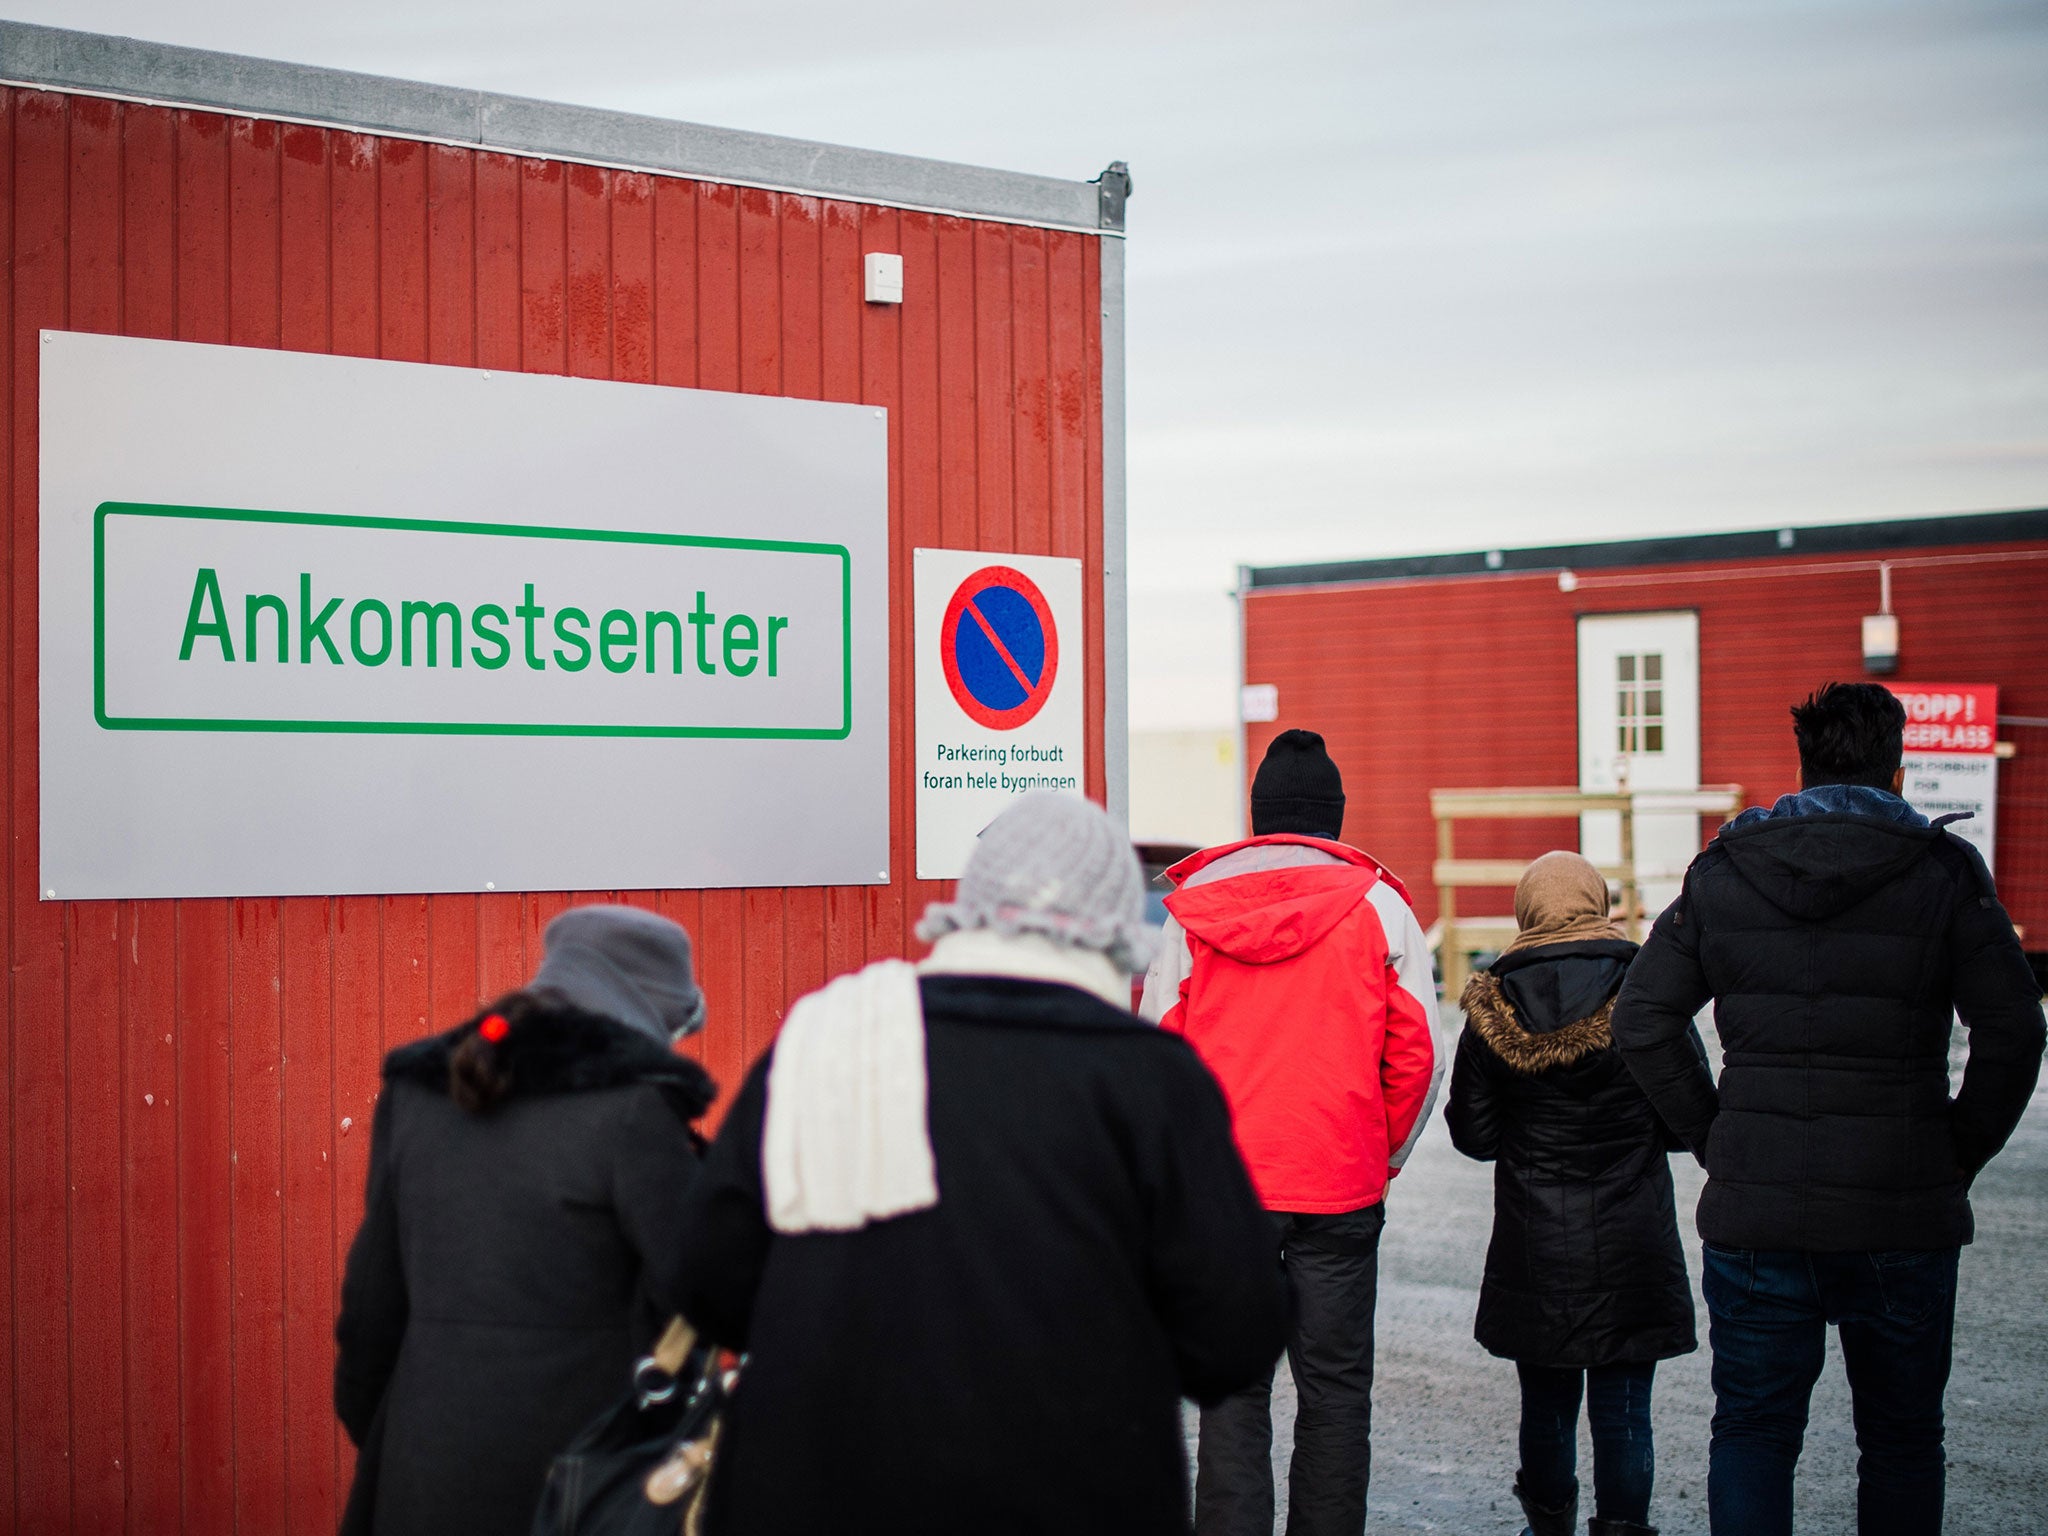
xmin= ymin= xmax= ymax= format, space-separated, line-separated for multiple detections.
xmin=15 ymin=0 xmax=2047 ymax=727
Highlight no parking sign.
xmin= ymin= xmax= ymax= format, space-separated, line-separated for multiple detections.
xmin=915 ymin=549 xmax=1085 ymax=878
xmin=940 ymin=564 xmax=1060 ymax=728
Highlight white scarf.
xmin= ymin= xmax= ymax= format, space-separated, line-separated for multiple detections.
xmin=763 ymin=959 xmax=934 ymax=1234
xmin=760 ymin=931 xmax=1134 ymax=1233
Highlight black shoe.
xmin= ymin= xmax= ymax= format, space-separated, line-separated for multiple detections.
xmin=1587 ymin=1521 xmax=1658 ymax=1535
xmin=1512 ymin=1476 xmax=1578 ymax=1536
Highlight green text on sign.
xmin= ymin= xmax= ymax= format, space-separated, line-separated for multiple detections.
xmin=94 ymin=503 xmax=854 ymax=739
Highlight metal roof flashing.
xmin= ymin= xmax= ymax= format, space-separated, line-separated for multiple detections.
xmin=0 ymin=20 xmax=1120 ymax=234
xmin=1244 ymin=508 xmax=2048 ymax=592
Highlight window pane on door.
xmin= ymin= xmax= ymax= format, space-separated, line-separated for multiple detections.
xmin=1615 ymin=653 xmax=1667 ymax=757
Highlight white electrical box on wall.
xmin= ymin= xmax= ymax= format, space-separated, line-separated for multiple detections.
xmin=864 ymin=252 xmax=904 ymax=304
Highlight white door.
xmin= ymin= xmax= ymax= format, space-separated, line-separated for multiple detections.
xmin=1578 ymin=612 xmax=1701 ymax=920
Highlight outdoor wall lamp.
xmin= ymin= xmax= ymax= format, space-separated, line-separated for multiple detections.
xmin=1863 ymin=562 xmax=1898 ymax=674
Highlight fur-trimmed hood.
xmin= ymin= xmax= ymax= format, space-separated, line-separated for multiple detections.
xmin=384 ymin=1001 xmax=716 ymax=1118
xmin=1460 ymin=969 xmax=1615 ymax=1075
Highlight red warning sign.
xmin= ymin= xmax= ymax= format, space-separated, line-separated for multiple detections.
xmin=1884 ymin=683 xmax=1999 ymax=755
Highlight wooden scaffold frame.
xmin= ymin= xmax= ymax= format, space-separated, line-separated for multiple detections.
xmin=1429 ymin=784 xmax=1745 ymax=998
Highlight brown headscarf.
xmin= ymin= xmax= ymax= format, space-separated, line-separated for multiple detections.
xmin=1502 ymin=850 xmax=1623 ymax=954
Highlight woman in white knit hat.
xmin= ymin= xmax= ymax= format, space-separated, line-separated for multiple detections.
xmin=669 ymin=792 xmax=1286 ymax=1535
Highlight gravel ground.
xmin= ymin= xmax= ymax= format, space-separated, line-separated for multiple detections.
xmin=1184 ymin=1014 xmax=2048 ymax=1534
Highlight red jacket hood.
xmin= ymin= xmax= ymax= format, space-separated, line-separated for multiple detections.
xmin=1163 ymin=836 xmax=1410 ymax=966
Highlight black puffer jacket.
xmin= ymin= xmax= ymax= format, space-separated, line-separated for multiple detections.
xmin=1447 ymin=938 xmax=1698 ymax=1368
xmin=335 ymin=1003 xmax=714 ymax=1536
xmin=1613 ymin=793 xmax=2046 ymax=1253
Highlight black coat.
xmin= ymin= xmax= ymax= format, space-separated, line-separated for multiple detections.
xmin=1613 ymin=803 xmax=2047 ymax=1252
xmin=334 ymin=1004 xmax=714 ymax=1536
xmin=1446 ymin=939 xmax=1697 ymax=1369
xmin=668 ymin=974 xmax=1289 ymax=1536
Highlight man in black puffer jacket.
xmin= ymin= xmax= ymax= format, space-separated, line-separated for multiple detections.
xmin=1612 ymin=682 xmax=2044 ymax=1536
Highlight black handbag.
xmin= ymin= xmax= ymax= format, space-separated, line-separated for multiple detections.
xmin=531 ymin=1316 xmax=735 ymax=1536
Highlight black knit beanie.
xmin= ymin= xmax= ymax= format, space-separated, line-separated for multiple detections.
xmin=1250 ymin=729 xmax=1346 ymax=837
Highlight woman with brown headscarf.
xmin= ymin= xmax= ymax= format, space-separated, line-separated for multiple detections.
xmin=1446 ymin=852 xmax=1702 ymax=1536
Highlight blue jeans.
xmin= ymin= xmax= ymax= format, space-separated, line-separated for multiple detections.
xmin=1702 ymin=1244 xmax=1959 ymax=1536
xmin=1516 ymin=1361 xmax=1656 ymax=1523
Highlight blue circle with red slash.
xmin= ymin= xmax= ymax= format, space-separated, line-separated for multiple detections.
xmin=940 ymin=566 xmax=1060 ymax=730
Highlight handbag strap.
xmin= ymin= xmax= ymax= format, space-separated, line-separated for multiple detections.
xmin=651 ymin=1316 xmax=697 ymax=1377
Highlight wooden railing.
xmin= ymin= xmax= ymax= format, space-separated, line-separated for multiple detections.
xmin=1428 ymin=784 xmax=1745 ymax=998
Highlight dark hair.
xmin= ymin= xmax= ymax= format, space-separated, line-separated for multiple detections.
xmin=1790 ymin=682 xmax=1905 ymax=790
xmin=447 ymin=990 xmax=545 ymax=1113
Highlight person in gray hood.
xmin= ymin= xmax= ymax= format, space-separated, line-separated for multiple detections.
xmin=1612 ymin=682 xmax=2044 ymax=1536
xmin=335 ymin=904 xmax=715 ymax=1536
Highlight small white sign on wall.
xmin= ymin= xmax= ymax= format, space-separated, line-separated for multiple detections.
xmin=1240 ymin=683 xmax=1279 ymax=723
xmin=1886 ymin=683 xmax=1999 ymax=871
xmin=40 ymin=330 xmax=891 ymax=899
xmin=1901 ymin=754 xmax=1997 ymax=866
xmin=914 ymin=548 xmax=1086 ymax=879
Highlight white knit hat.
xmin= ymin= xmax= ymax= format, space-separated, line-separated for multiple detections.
xmin=916 ymin=793 xmax=1154 ymax=972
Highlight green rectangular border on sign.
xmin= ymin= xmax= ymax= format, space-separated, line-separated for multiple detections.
xmin=92 ymin=502 xmax=855 ymax=739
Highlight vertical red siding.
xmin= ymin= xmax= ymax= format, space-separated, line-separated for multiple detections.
xmin=276 ymin=122 xmax=338 ymax=1534
xmin=119 ymin=100 xmax=184 ymax=1536
xmin=861 ymin=204 xmax=910 ymax=972
xmin=66 ymin=93 xmax=125 ymax=1536
xmin=2 ymin=89 xmax=1107 ymax=1532
xmin=1244 ymin=547 xmax=2048 ymax=943
xmin=0 ymin=92 xmax=12 ymax=1512
xmin=13 ymin=88 xmax=71 ymax=1536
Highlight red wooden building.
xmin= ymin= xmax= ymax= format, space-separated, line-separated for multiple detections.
xmin=0 ymin=20 xmax=1129 ymax=1532
xmin=1240 ymin=507 xmax=2048 ymax=971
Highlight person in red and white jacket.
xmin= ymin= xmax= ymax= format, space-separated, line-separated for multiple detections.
xmin=1141 ymin=728 xmax=1444 ymax=1536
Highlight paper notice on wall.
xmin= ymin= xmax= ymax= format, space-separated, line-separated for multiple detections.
xmin=1899 ymin=754 xmax=1996 ymax=865
xmin=1886 ymin=683 xmax=1998 ymax=872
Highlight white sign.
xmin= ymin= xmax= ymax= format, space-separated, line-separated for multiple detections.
xmin=1240 ymin=683 xmax=1279 ymax=723
xmin=913 ymin=548 xmax=1085 ymax=879
xmin=1901 ymin=755 xmax=1997 ymax=865
xmin=40 ymin=330 xmax=890 ymax=899
xmin=1886 ymin=683 xmax=1999 ymax=870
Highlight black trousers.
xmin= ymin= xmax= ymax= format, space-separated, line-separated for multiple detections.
xmin=1195 ymin=1204 xmax=1385 ymax=1536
